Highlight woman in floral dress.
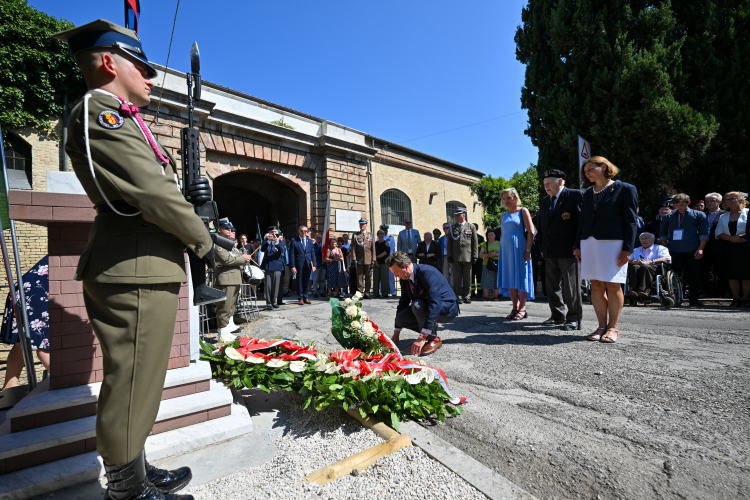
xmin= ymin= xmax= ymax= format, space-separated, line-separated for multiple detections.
xmin=326 ymin=238 xmax=343 ymax=298
xmin=1 ymin=256 xmax=50 ymax=390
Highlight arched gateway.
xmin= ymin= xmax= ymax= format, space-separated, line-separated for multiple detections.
xmin=213 ymin=170 xmax=305 ymax=239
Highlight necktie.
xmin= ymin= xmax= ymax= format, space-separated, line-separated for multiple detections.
xmin=113 ymin=96 xmax=171 ymax=165
xmin=407 ymin=230 xmax=412 ymax=252
xmin=549 ymin=196 xmax=557 ymax=217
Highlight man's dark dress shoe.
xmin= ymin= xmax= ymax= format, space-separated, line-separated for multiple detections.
xmin=562 ymin=321 xmax=579 ymax=331
xmin=542 ymin=318 xmax=565 ymax=326
xmin=420 ymin=338 xmax=442 ymax=355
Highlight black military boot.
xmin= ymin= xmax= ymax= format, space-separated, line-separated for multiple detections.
xmin=104 ymin=450 xmax=194 ymax=500
xmin=144 ymin=451 xmax=192 ymax=494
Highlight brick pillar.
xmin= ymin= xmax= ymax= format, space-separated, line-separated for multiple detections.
xmin=47 ymin=222 xmax=99 ymax=389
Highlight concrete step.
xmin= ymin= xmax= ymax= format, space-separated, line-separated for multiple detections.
xmin=5 ymin=361 xmax=213 ymax=433
xmin=0 ymin=404 xmax=252 ymax=500
xmin=0 ymin=380 xmax=233 ymax=473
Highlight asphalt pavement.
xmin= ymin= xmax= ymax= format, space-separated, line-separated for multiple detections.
xmin=239 ymin=293 xmax=750 ymax=500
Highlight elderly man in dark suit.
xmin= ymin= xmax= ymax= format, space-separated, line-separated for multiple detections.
xmin=289 ymin=225 xmax=317 ymax=305
xmin=388 ymin=251 xmax=459 ymax=356
xmin=538 ymin=169 xmax=584 ymax=330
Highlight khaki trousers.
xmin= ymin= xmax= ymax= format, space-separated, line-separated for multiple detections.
xmin=215 ymin=284 xmax=240 ymax=328
xmin=451 ymin=261 xmax=472 ymax=300
xmin=442 ymin=258 xmax=451 ymax=285
xmin=356 ymin=263 xmax=372 ymax=295
xmin=82 ymin=281 xmax=180 ymax=465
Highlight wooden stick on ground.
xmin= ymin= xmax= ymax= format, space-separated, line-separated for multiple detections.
xmin=303 ymin=433 xmax=412 ymax=485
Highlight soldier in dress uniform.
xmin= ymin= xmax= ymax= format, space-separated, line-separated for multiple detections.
xmin=351 ymin=218 xmax=376 ymax=299
xmin=214 ymin=218 xmax=251 ymax=336
xmin=54 ymin=19 xmax=209 ymax=500
xmin=446 ymin=208 xmax=478 ymax=303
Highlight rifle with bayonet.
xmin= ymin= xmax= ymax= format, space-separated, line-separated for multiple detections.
xmin=181 ymin=42 xmax=234 ymax=305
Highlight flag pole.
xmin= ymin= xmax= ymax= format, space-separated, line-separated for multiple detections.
xmin=0 ymin=124 xmax=37 ymax=389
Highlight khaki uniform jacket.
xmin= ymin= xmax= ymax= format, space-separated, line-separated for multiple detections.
xmin=66 ymin=91 xmax=212 ymax=283
xmin=351 ymin=231 xmax=376 ymax=262
xmin=215 ymin=246 xmax=245 ymax=285
xmin=446 ymin=221 xmax=478 ymax=262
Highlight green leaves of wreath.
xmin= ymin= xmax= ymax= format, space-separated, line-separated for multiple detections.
xmin=199 ymin=339 xmax=462 ymax=431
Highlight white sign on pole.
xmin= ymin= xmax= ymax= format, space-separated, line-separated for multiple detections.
xmin=335 ymin=209 xmax=362 ymax=232
xmin=577 ymin=136 xmax=591 ymax=188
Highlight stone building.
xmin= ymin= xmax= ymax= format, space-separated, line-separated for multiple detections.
xmin=1 ymin=63 xmax=484 ymax=284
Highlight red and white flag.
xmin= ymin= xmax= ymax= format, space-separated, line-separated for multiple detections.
xmin=321 ymin=181 xmax=332 ymax=256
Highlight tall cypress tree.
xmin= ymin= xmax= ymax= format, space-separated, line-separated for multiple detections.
xmin=515 ymin=0 xmax=720 ymax=215
xmin=673 ymin=1 xmax=750 ymax=197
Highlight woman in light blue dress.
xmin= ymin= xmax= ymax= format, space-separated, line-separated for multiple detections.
xmin=497 ymin=188 xmax=536 ymax=320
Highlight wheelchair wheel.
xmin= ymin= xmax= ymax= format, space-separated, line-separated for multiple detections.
xmin=665 ymin=270 xmax=682 ymax=307
xmin=660 ymin=296 xmax=675 ymax=308
xmin=582 ymin=280 xmax=593 ymax=305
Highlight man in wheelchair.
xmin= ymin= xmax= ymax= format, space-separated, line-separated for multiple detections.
xmin=626 ymin=232 xmax=672 ymax=303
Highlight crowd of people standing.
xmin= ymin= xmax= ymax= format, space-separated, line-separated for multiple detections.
xmin=236 ymin=155 xmax=748 ymax=346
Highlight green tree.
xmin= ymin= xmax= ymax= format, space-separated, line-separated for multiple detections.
xmin=470 ymin=165 xmax=540 ymax=230
xmin=510 ymin=165 xmax=540 ymax=220
xmin=0 ymin=0 xmax=85 ymax=137
xmin=470 ymin=175 xmax=510 ymax=230
xmin=515 ymin=0 xmax=721 ymax=216
xmin=673 ymin=1 xmax=750 ymax=197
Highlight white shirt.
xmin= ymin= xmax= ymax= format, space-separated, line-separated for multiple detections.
xmin=630 ymin=244 xmax=671 ymax=263
xmin=716 ymin=209 xmax=748 ymax=238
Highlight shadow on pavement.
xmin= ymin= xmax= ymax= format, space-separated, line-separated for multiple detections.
xmin=442 ymin=332 xmax=587 ymax=346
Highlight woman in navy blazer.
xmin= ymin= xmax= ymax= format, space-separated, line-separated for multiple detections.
xmin=574 ymin=156 xmax=638 ymax=344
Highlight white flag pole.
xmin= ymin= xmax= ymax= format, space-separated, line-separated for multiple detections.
xmin=0 ymin=125 xmax=37 ymax=389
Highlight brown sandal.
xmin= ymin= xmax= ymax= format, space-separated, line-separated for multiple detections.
xmin=587 ymin=327 xmax=606 ymax=341
xmin=600 ymin=329 xmax=619 ymax=343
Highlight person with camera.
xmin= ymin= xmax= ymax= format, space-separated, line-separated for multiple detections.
xmin=261 ymin=227 xmax=284 ymax=310
xmin=214 ymin=218 xmax=252 ymax=335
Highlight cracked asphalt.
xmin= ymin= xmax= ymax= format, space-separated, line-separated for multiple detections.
xmin=236 ymin=294 xmax=750 ymax=500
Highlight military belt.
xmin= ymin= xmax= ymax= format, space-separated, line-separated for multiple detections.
xmin=95 ymin=201 xmax=139 ymax=215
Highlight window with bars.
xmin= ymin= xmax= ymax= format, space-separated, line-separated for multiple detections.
xmin=3 ymin=133 xmax=32 ymax=189
xmin=380 ymin=189 xmax=412 ymax=226
xmin=445 ymin=201 xmax=466 ymax=225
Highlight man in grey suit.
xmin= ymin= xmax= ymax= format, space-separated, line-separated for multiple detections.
xmin=446 ymin=209 xmax=478 ymax=303
xmin=397 ymin=218 xmax=422 ymax=263
xmin=537 ymin=169 xmax=584 ymax=330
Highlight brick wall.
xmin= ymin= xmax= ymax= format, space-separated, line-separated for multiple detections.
xmin=47 ymin=223 xmax=191 ymax=389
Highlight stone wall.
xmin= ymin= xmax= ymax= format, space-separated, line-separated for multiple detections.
xmin=372 ymin=157 xmax=484 ymax=236
xmin=0 ymin=122 xmax=66 ymax=290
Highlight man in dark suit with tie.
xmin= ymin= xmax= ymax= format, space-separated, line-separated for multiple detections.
xmin=537 ymin=169 xmax=584 ymax=330
xmin=387 ymin=251 xmax=459 ymax=356
xmin=289 ymin=225 xmax=317 ymax=305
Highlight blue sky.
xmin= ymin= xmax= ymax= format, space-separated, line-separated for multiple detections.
xmin=34 ymin=0 xmax=538 ymax=178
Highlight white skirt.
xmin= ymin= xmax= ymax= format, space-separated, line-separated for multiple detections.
xmin=580 ymin=237 xmax=628 ymax=283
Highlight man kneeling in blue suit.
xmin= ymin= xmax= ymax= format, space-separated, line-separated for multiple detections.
xmin=387 ymin=251 xmax=459 ymax=356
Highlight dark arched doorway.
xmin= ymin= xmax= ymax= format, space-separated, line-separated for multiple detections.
xmin=213 ymin=171 xmax=302 ymax=241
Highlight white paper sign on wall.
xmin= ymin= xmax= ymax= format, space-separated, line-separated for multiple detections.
xmin=335 ymin=209 xmax=362 ymax=232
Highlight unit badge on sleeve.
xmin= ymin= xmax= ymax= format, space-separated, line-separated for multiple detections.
xmin=97 ymin=110 xmax=124 ymax=129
